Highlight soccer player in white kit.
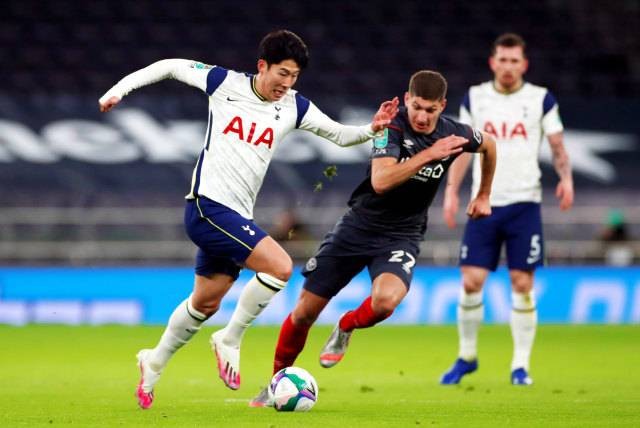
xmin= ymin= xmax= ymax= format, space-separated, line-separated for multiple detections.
xmin=440 ymin=33 xmax=574 ymax=385
xmin=99 ymin=29 xmax=399 ymax=408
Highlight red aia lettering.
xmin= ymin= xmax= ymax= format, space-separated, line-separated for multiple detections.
xmin=222 ymin=116 xmax=274 ymax=149
xmin=483 ymin=121 xmax=528 ymax=140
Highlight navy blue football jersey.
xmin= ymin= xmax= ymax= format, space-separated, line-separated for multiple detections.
xmin=347 ymin=107 xmax=483 ymax=239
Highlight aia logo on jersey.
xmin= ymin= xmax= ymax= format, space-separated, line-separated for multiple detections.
xmin=223 ymin=116 xmax=274 ymax=149
xmin=483 ymin=121 xmax=528 ymax=140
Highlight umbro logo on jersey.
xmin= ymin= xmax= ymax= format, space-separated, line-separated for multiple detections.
xmin=226 ymin=96 xmax=238 ymax=102
xmin=242 ymin=225 xmax=256 ymax=236
xmin=403 ymin=139 xmax=414 ymax=150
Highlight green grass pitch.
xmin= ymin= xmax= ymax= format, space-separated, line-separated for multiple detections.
xmin=1 ymin=325 xmax=638 ymax=427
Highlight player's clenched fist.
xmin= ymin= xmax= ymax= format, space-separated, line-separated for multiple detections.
xmin=99 ymin=96 xmax=121 ymax=113
xmin=466 ymin=194 xmax=491 ymax=219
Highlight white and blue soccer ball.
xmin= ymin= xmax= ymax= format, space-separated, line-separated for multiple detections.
xmin=269 ymin=366 xmax=318 ymax=412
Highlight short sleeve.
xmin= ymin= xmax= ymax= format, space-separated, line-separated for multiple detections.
xmin=457 ymin=123 xmax=483 ymax=153
xmin=541 ymin=91 xmax=564 ymax=135
xmin=458 ymin=90 xmax=472 ymax=126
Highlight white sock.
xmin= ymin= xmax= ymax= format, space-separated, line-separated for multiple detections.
xmin=220 ymin=273 xmax=286 ymax=347
xmin=457 ymin=289 xmax=483 ymax=361
xmin=510 ymin=291 xmax=537 ymax=371
xmin=148 ymin=295 xmax=207 ymax=372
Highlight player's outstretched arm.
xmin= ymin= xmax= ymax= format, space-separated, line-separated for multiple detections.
xmin=443 ymin=152 xmax=473 ymax=229
xmin=548 ymin=132 xmax=574 ymax=211
xmin=98 ymin=59 xmax=208 ymax=112
xmin=465 ymin=133 xmax=496 ymax=220
xmin=299 ymin=97 xmax=399 ymax=148
xmin=99 ymin=96 xmax=121 ymax=113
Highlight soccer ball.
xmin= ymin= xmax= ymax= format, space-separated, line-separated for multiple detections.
xmin=269 ymin=366 xmax=318 ymax=411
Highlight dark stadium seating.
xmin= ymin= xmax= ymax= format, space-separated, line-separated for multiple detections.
xmin=2 ymin=0 xmax=639 ymax=103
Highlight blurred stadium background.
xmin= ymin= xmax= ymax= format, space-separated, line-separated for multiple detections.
xmin=1 ymin=0 xmax=639 ymax=326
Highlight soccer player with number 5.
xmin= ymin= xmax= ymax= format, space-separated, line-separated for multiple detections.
xmin=440 ymin=33 xmax=574 ymax=386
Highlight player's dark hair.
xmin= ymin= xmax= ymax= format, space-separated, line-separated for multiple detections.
xmin=258 ymin=30 xmax=309 ymax=69
xmin=408 ymin=70 xmax=447 ymax=101
xmin=492 ymin=33 xmax=527 ymax=57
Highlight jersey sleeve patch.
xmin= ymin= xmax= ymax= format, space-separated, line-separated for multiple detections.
xmin=373 ymin=128 xmax=389 ymax=149
xmin=206 ymin=66 xmax=229 ymax=96
xmin=372 ymin=124 xmax=402 ymax=158
xmin=459 ymin=124 xmax=483 ymax=152
xmin=295 ymin=93 xmax=311 ymax=128
xmin=191 ymin=61 xmax=213 ymax=70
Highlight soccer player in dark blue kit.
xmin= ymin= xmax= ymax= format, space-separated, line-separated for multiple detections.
xmin=249 ymin=70 xmax=497 ymax=406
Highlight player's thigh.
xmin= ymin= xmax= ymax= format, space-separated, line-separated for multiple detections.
xmin=244 ymin=236 xmax=292 ymax=281
xmin=460 ymin=212 xmax=503 ymax=271
xmin=503 ymin=203 xmax=544 ymax=271
xmin=184 ymin=197 xmax=269 ymax=266
xmin=302 ymin=251 xmax=369 ymax=300
xmin=367 ymin=242 xmax=419 ymax=294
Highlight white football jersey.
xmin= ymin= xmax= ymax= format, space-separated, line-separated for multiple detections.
xmin=459 ymin=81 xmax=564 ymax=206
xmin=100 ymin=59 xmax=375 ymax=218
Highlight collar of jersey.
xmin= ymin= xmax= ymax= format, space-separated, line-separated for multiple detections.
xmin=492 ymin=80 xmax=526 ymax=95
xmin=250 ymin=76 xmax=268 ymax=102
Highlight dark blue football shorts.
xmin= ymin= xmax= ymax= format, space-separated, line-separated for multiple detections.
xmin=460 ymin=202 xmax=544 ymax=271
xmin=184 ymin=197 xmax=268 ymax=279
xmin=302 ymin=218 xmax=420 ymax=299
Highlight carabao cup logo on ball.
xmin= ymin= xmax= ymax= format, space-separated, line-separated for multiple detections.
xmin=269 ymin=366 xmax=318 ymax=412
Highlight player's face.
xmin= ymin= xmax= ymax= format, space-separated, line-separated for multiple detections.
xmin=256 ymin=59 xmax=301 ymax=102
xmin=490 ymin=46 xmax=529 ymax=91
xmin=404 ymin=94 xmax=446 ymax=134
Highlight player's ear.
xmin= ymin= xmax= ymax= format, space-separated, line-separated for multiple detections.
xmin=488 ymin=56 xmax=497 ymax=72
xmin=403 ymin=92 xmax=410 ymax=105
xmin=522 ymin=58 xmax=529 ymax=73
xmin=441 ymin=98 xmax=447 ymax=111
xmin=257 ymin=59 xmax=268 ymax=74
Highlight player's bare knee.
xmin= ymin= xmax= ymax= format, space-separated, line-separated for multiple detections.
xmin=267 ymin=256 xmax=293 ymax=282
xmin=191 ymin=298 xmax=220 ymax=317
xmin=510 ymin=271 xmax=534 ymax=294
xmin=511 ymin=281 xmax=533 ymax=294
xmin=462 ymin=278 xmax=484 ymax=294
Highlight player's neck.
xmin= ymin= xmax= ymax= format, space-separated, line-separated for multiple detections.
xmin=493 ymin=79 xmax=524 ymax=94
xmin=251 ymin=76 xmax=269 ymax=102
